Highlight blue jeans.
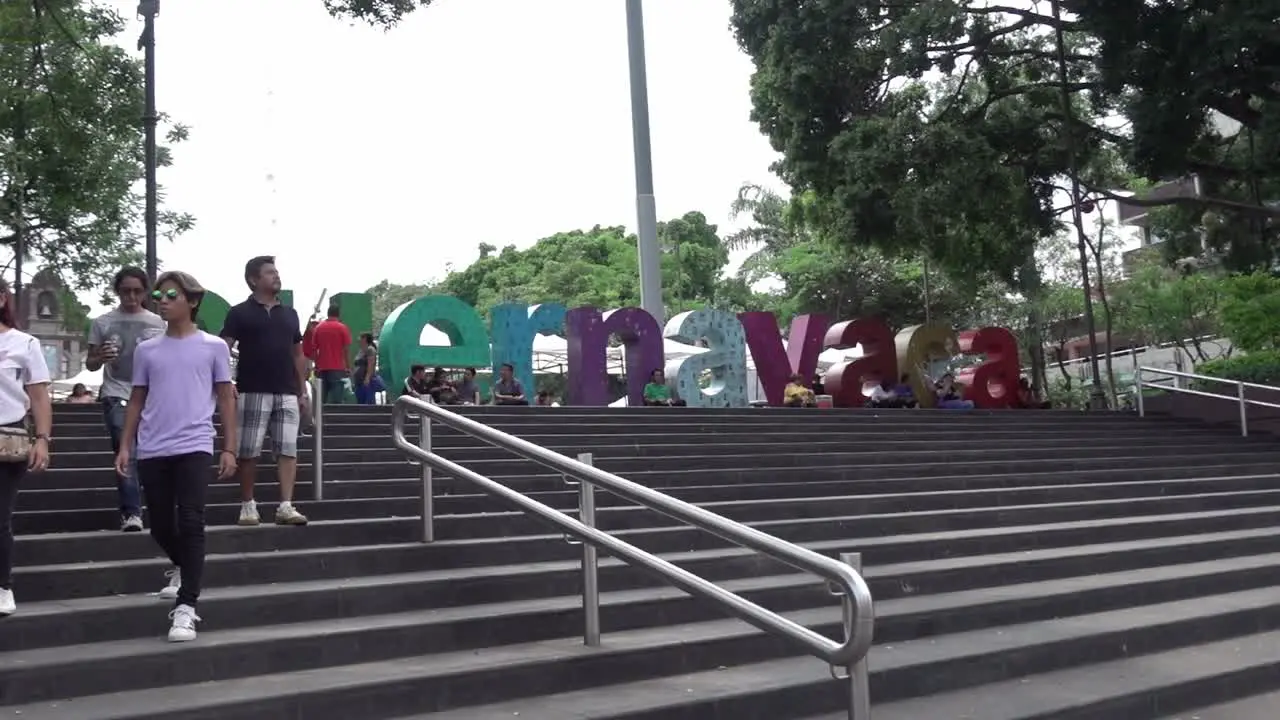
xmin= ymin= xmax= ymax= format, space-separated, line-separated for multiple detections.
xmin=103 ymin=398 xmax=141 ymax=517
xmin=353 ymin=383 xmax=376 ymax=405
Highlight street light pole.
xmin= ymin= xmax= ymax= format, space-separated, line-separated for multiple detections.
xmin=138 ymin=0 xmax=160 ymax=287
xmin=624 ymin=0 xmax=664 ymax=324
xmin=1051 ymin=0 xmax=1106 ymax=409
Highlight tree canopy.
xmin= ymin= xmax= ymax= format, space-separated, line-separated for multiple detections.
xmin=367 ymin=211 xmax=743 ymax=328
xmin=728 ymin=0 xmax=1280 ymax=282
xmin=0 ymin=0 xmax=192 ymax=295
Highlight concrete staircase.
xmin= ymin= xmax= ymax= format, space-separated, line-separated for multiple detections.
xmin=3 ymin=404 xmax=1280 ymax=718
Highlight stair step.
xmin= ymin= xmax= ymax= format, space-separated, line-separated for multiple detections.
xmin=1158 ymin=689 xmax=1280 ymax=719
xmin=389 ymin=589 xmax=1280 ymax=720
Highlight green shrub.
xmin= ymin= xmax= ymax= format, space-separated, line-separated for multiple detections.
xmin=1192 ymin=350 xmax=1280 ymax=390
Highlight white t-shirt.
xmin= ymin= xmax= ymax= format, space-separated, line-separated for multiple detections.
xmin=0 ymin=329 xmax=51 ymax=425
xmin=869 ymin=385 xmax=896 ymax=401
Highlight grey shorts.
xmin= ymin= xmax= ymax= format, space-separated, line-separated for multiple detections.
xmin=237 ymin=392 xmax=299 ymax=459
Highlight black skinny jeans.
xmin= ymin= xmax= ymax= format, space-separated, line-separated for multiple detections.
xmin=137 ymin=452 xmax=210 ymax=607
xmin=0 ymin=460 xmax=28 ymax=590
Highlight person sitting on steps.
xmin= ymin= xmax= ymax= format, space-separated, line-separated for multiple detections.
xmin=867 ymin=378 xmax=908 ymax=408
xmin=492 ymin=363 xmax=528 ymax=406
xmin=934 ymin=372 xmax=975 ymax=410
xmin=403 ymin=365 xmax=431 ymax=400
xmin=643 ymin=369 xmax=685 ymax=406
xmin=425 ymin=367 xmax=459 ymax=405
xmin=1014 ymin=377 xmax=1051 ymax=409
xmin=783 ymin=373 xmax=816 ymax=407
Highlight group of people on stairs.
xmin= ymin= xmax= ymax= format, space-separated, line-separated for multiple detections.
xmin=0 ymin=256 xmax=314 ymax=645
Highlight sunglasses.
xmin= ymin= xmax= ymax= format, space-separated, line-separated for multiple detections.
xmin=151 ymin=289 xmax=180 ymax=300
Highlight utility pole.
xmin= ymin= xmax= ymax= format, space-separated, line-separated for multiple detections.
xmin=138 ymin=0 xmax=160 ymax=287
xmin=1051 ymin=0 xmax=1107 ymax=410
xmin=624 ymin=0 xmax=664 ymax=324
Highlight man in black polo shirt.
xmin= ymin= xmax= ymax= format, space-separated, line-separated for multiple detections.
xmin=221 ymin=256 xmax=309 ymax=527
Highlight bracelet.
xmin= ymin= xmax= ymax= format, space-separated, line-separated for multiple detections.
xmin=35 ymin=434 xmax=50 ymax=443
xmin=220 ymin=449 xmax=237 ymax=458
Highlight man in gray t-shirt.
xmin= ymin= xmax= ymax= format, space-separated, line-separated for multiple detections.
xmin=87 ymin=267 xmax=165 ymax=532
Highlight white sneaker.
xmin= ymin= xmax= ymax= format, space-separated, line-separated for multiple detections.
xmin=167 ymin=604 xmax=200 ymax=642
xmin=275 ymin=502 xmax=308 ymax=526
xmin=121 ymin=515 xmax=144 ymax=532
xmin=238 ymin=500 xmax=260 ymax=526
xmin=158 ymin=568 xmax=180 ymax=601
xmin=0 ymin=588 xmax=15 ymax=616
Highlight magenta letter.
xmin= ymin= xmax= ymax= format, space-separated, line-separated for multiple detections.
xmin=566 ymin=307 xmax=664 ymax=406
xmin=738 ymin=312 xmax=830 ymax=406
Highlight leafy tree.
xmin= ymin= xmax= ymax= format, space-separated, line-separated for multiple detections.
xmin=1216 ymin=272 xmax=1280 ymax=353
xmin=1073 ymin=0 xmax=1280 ymax=248
xmin=374 ymin=213 xmax=732 ymax=322
xmin=727 ymin=182 xmax=989 ymax=331
xmin=322 ymin=0 xmax=431 ymax=26
xmin=367 ymin=280 xmax=437 ymax=332
xmin=1111 ymin=259 xmax=1224 ymax=363
xmin=0 ymin=0 xmax=193 ymax=295
xmin=729 ymin=0 xmax=1280 ymax=285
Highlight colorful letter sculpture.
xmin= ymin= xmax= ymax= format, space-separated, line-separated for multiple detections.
xmin=822 ymin=317 xmax=897 ymax=407
xmin=490 ymin=302 xmax=567 ymax=403
xmin=663 ymin=309 xmax=748 ymax=408
xmin=957 ymin=326 xmax=1021 ymax=408
xmin=739 ymin=312 xmax=829 ymax=406
xmin=176 ymin=281 xmax=1030 ymax=408
xmin=330 ymin=291 xmax=373 ymax=365
xmin=896 ymin=324 xmax=958 ymax=409
xmin=196 ymin=290 xmax=294 ymax=337
xmin=378 ymin=295 xmax=489 ymax=395
xmin=195 ymin=292 xmax=232 ymax=336
xmin=565 ymin=307 xmax=663 ymax=407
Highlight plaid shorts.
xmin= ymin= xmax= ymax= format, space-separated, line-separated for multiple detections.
xmin=237 ymin=392 xmax=299 ymax=459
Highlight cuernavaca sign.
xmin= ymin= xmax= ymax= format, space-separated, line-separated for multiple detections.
xmin=194 ymin=288 xmax=1022 ymax=409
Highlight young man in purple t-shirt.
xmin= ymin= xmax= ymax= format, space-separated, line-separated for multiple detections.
xmin=116 ymin=271 xmax=238 ymax=642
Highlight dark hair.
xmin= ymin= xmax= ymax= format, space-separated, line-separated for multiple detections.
xmin=326 ymin=303 xmax=340 ymax=319
xmin=465 ymin=367 xmax=476 ymax=377
xmin=155 ymin=270 xmax=207 ymax=321
xmin=410 ymin=364 xmax=425 ymax=375
xmin=360 ymin=332 xmax=376 ymax=348
xmin=789 ymin=372 xmax=804 ymax=382
xmin=651 ymin=368 xmax=663 ymax=378
xmin=0 ymin=277 xmax=14 ymax=328
xmin=432 ymin=366 xmax=445 ymax=377
xmin=501 ymin=363 xmax=514 ymax=372
xmin=244 ymin=255 xmax=275 ymax=288
xmin=72 ymin=383 xmax=87 ymax=395
xmin=113 ymin=266 xmax=148 ymax=292
xmin=899 ymin=374 xmax=910 ymax=383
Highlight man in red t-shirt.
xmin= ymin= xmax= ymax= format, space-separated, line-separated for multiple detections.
xmin=305 ymin=304 xmax=352 ymax=405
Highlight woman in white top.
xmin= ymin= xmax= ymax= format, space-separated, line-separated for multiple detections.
xmin=0 ymin=278 xmax=53 ymax=616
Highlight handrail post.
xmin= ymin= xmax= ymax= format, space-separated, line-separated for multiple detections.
xmin=310 ymin=376 xmax=324 ymax=501
xmin=1135 ymin=367 xmax=1145 ymax=417
xmin=840 ymin=552 xmax=871 ymax=720
xmin=578 ymin=452 xmax=601 ymax=647
xmin=1238 ymin=381 xmax=1248 ymax=437
xmin=420 ymin=402 xmax=435 ymax=543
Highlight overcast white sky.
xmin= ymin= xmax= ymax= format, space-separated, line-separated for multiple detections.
xmin=98 ymin=0 xmax=783 ymax=316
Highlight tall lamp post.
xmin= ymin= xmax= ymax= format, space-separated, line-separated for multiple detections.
xmin=1051 ymin=0 xmax=1107 ymax=409
xmin=138 ymin=0 xmax=160 ymax=287
xmin=624 ymin=0 xmax=664 ymax=324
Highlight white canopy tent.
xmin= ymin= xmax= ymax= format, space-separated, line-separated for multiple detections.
xmin=54 ymin=366 xmax=102 ymax=392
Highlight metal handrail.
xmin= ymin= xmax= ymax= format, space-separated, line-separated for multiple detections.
xmin=1136 ymin=366 xmax=1280 ymax=437
xmin=390 ymin=396 xmax=874 ymax=717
